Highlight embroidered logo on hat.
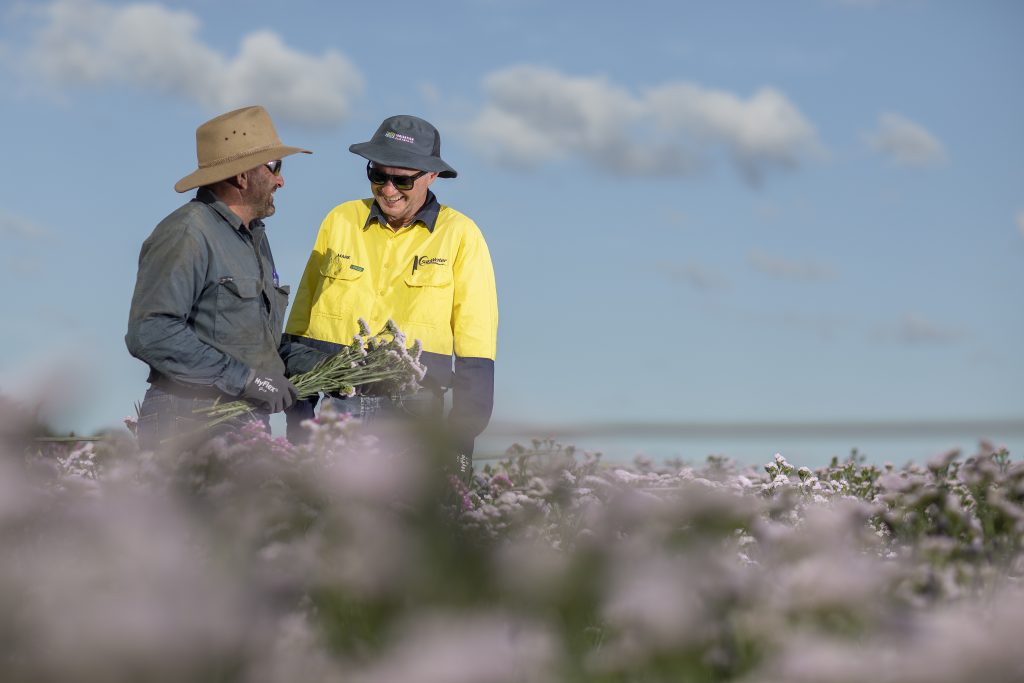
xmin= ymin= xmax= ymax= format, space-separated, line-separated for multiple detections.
xmin=349 ymin=115 xmax=457 ymax=178
xmin=384 ymin=131 xmax=415 ymax=144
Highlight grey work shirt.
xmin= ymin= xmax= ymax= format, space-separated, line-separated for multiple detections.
xmin=126 ymin=188 xmax=321 ymax=397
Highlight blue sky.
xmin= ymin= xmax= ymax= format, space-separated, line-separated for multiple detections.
xmin=1 ymin=0 xmax=1021 ymax=464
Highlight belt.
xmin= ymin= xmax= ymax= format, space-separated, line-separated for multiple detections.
xmin=149 ymin=374 xmax=231 ymax=400
xmin=329 ymin=390 xmax=444 ymax=420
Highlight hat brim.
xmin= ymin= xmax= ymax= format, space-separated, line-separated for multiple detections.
xmin=174 ymin=145 xmax=312 ymax=193
xmin=349 ymin=142 xmax=457 ymax=178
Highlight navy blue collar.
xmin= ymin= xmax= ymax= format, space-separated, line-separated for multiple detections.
xmin=364 ymin=190 xmax=440 ymax=232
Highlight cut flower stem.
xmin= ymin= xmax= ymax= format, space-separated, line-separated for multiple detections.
xmin=197 ymin=319 xmax=426 ymax=428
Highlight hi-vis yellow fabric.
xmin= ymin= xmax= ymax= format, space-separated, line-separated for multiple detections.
xmin=285 ymin=198 xmax=498 ymax=362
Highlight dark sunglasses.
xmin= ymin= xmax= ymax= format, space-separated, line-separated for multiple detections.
xmin=366 ymin=162 xmax=427 ymax=190
xmin=265 ymin=159 xmax=283 ymax=176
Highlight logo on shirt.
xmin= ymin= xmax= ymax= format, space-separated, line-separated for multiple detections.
xmin=411 ymin=255 xmax=448 ymax=274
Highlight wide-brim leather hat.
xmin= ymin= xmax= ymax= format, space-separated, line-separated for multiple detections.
xmin=349 ymin=115 xmax=457 ymax=178
xmin=175 ymin=105 xmax=311 ymax=193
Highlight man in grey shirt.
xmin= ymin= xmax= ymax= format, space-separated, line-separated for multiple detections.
xmin=126 ymin=106 xmax=323 ymax=449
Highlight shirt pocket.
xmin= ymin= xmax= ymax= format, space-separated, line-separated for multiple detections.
xmin=315 ymin=250 xmax=365 ymax=320
xmin=403 ymin=268 xmax=453 ymax=325
xmin=215 ymin=276 xmax=263 ymax=346
xmin=320 ymin=249 xmax=365 ymax=281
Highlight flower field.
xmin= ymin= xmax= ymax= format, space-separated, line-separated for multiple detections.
xmin=3 ymin=406 xmax=1023 ymax=682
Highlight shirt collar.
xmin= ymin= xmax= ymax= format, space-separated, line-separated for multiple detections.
xmin=364 ymin=190 xmax=440 ymax=232
xmin=195 ymin=186 xmax=264 ymax=236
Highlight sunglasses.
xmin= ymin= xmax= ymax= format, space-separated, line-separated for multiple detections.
xmin=265 ymin=159 xmax=283 ymax=176
xmin=366 ymin=162 xmax=427 ymax=190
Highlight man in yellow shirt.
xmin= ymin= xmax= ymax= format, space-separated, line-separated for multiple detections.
xmin=285 ymin=115 xmax=498 ymax=476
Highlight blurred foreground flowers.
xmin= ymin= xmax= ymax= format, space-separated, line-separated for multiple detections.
xmin=4 ymin=407 xmax=1024 ymax=682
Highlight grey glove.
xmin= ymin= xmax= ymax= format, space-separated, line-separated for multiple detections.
xmin=240 ymin=371 xmax=298 ymax=413
xmin=452 ymin=452 xmax=473 ymax=485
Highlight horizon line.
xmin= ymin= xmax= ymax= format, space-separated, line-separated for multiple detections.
xmin=486 ymin=417 xmax=1024 ymax=440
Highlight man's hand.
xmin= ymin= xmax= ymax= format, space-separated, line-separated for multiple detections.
xmin=240 ymin=371 xmax=298 ymax=413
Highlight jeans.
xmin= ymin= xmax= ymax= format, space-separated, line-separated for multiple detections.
xmin=285 ymin=391 xmax=444 ymax=443
xmin=286 ymin=390 xmax=476 ymax=482
xmin=135 ymin=385 xmax=269 ymax=451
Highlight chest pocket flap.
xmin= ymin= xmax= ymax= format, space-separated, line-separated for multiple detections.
xmin=405 ymin=267 xmax=452 ymax=288
xmin=216 ymin=276 xmax=263 ymax=346
xmin=320 ymin=249 xmax=364 ymax=280
xmin=220 ymin=276 xmax=261 ymax=299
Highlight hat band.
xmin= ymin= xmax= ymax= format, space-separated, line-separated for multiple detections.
xmin=199 ymin=142 xmax=278 ymax=169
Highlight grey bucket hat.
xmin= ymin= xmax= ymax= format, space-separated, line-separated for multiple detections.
xmin=349 ymin=115 xmax=457 ymax=178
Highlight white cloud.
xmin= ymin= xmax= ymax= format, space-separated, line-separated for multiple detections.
xmin=866 ymin=113 xmax=947 ymax=167
xmin=24 ymin=0 xmax=363 ymax=127
xmin=756 ymin=309 xmax=844 ymax=341
xmin=748 ymin=250 xmax=837 ymax=282
xmin=657 ymin=262 xmax=730 ymax=291
xmin=0 ymin=209 xmax=49 ymax=239
xmin=467 ymin=65 xmax=823 ymax=183
xmin=418 ymin=82 xmax=443 ymax=106
xmin=6 ymin=256 xmax=42 ymax=276
xmin=1016 ymin=210 xmax=1024 ymax=238
xmin=883 ymin=313 xmax=964 ymax=344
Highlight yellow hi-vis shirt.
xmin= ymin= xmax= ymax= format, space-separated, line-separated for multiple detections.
xmin=285 ymin=196 xmax=498 ymax=385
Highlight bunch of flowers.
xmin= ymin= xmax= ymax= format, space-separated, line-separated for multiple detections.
xmin=199 ymin=319 xmax=426 ymax=427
